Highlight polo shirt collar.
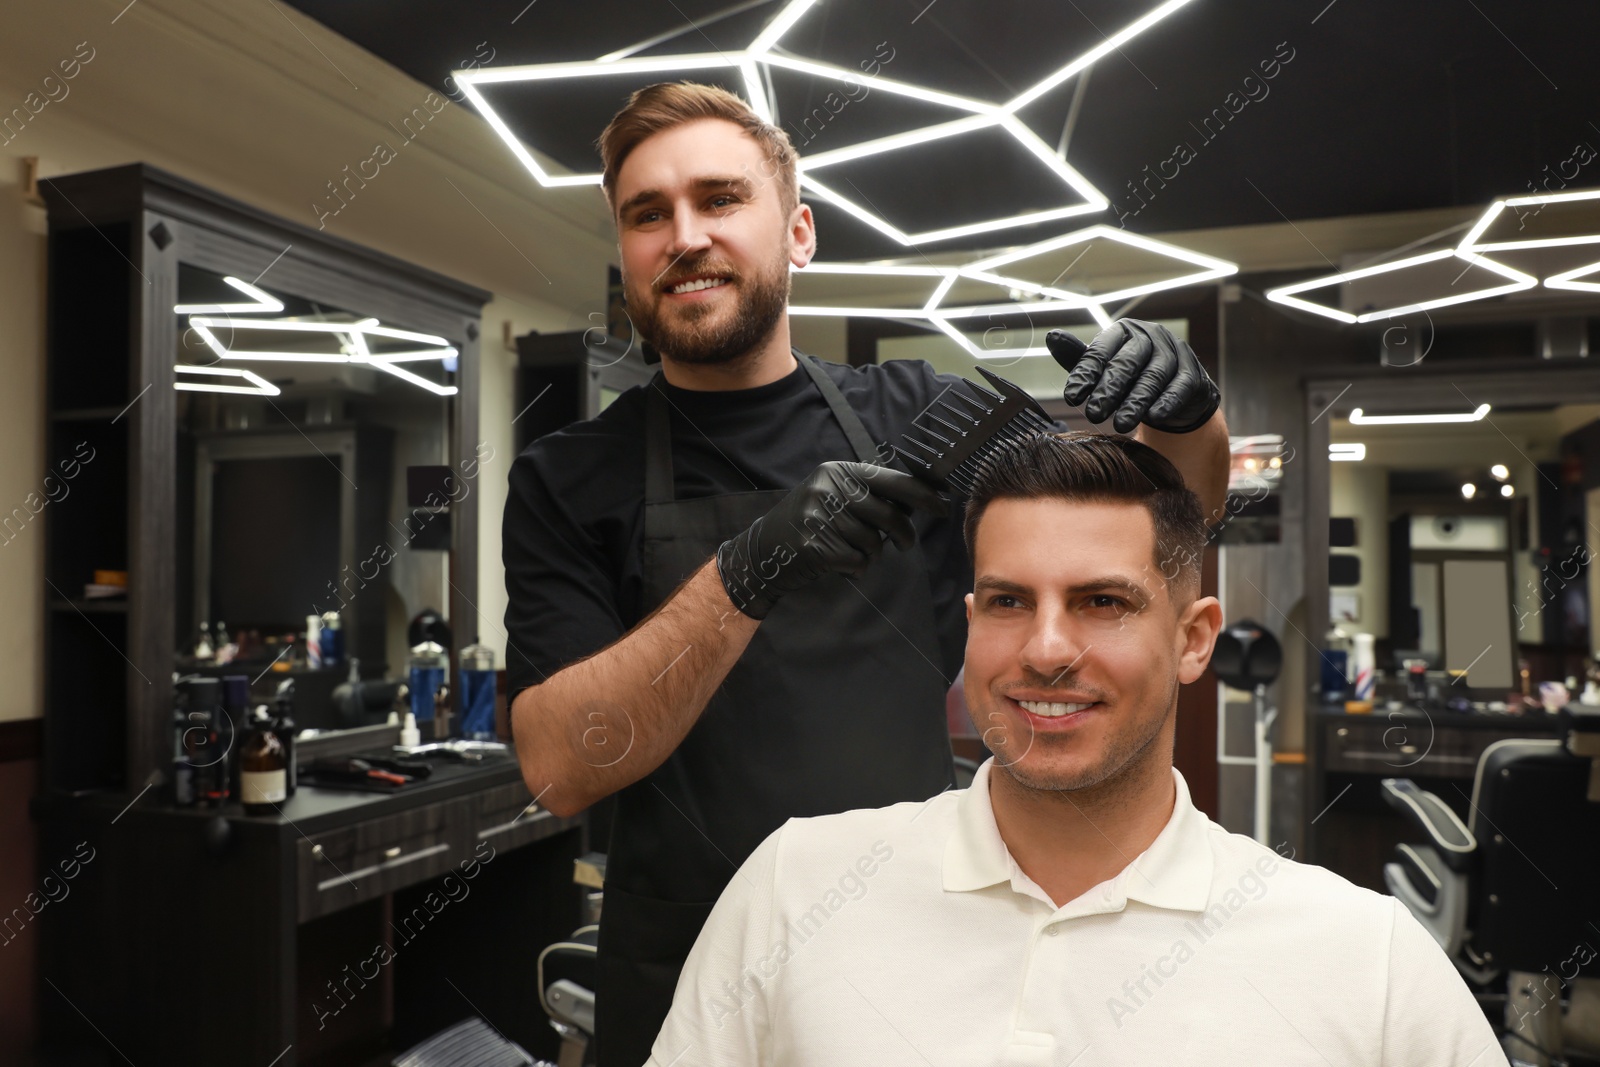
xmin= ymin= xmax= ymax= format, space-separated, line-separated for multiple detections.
xmin=943 ymin=759 xmax=1214 ymax=913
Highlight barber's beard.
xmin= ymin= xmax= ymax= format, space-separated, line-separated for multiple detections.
xmin=626 ymin=250 xmax=790 ymax=367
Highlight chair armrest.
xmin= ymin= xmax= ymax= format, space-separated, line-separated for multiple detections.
xmin=1381 ymin=778 xmax=1476 ymax=871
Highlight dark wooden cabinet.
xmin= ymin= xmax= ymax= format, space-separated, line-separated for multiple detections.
xmin=35 ymin=761 xmax=584 ymax=1065
xmin=31 ymin=165 xmax=584 ymax=1065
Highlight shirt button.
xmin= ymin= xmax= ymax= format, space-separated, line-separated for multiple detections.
xmin=1047 ymin=925 xmax=1060 ymax=937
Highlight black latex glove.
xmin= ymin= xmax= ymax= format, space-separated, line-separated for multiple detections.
xmin=716 ymin=460 xmax=948 ymax=620
xmin=1049 ymin=319 xmax=1220 ymax=434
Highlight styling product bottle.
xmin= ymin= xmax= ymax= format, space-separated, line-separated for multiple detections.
xmin=172 ymin=698 xmax=197 ymax=807
xmin=305 ymin=614 xmax=323 ymax=669
xmin=181 ymin=677 xmax=227 ymax=806
xmin=239 ymin=707 xmax=288 ymax=815
xmin=273 ymin=678 xmax=298 ymax=798
xmin=194 ymin=621 xmax=214 ymax=662
xmin=319 ymin=611 xmax=344 ymax=668
xmin=1351 ymin=632 xmax=1376 ymax=703
xmin=459 ymin=638 xmax=497 ymax=741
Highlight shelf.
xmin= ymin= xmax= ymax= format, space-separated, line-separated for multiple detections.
xmin=50 ymin=597 xmax=129 ymax=614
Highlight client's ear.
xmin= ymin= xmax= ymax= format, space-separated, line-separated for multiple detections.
xmin=1176 ymin=595 xmax=1223 ymax=685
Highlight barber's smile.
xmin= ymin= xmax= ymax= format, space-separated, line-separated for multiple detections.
xmin=661 ymin=273 xmax=734 ymax=302
xmin=1003 ymin=692 xmax=1106 ymax=732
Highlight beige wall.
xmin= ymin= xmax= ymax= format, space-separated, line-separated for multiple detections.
xmin=0 ymin=0 xmax=633 ymax=721
xmin=1329 ymin=462 xmax=1389 ymax=640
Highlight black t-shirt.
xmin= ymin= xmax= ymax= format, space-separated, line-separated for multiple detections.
xmin=501 ymin=355 xmax=974 ymax=703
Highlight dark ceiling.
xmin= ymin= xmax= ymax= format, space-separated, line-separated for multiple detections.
xmin=287 ymin=0 xmax=1600 ymax=261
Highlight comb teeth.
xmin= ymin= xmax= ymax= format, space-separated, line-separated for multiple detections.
xmin=897 ymin=366 xmax=1056 ymax=494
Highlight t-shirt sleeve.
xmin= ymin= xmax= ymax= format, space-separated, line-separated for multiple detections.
xmin=501 ymin=450 xmax=627 ymax=706
xmin=1381 ymin=899 xmax=1508 ymax=1066
xmin=648 ymin=829 xmax=782 ymax=1067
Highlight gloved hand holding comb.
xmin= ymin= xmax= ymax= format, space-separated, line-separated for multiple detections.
xmin=1047 ymin=319 xmax=1220 ymax=434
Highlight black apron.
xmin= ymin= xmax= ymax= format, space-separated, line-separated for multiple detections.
xmin=593 ymin=353 xmax=955 ymax=1066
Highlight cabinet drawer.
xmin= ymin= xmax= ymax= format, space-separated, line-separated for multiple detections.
xmin=297 ymin=804 xmax=455 ymax=922
xmin=1323 ymin=718 xmax=1492 ymax=779
xmin=471 ymin=781 xmax=554 ymax=853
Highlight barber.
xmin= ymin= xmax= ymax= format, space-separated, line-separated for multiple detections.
xmin=502 ymin=82 xmax=1231 ymax=1066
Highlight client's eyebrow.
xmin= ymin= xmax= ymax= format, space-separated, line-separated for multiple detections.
xmin=974 ymin=575 xmax=1151 ymax=603
xmin=616 ymin=175 xmax=755 ymax=220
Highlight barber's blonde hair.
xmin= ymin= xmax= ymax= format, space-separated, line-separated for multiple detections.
xmin=598 ymin=81 xmax=800 ymax=217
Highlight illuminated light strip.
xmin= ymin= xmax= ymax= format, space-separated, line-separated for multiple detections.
xmin=928 ymin=314 xmax=981 ymax=357
xmin=186 ymin=317 xmax=459 ymax=397
xmin=174 ymin=276 xmax=285 ymax=315
xmin=1348 ymin=404 xmax=1490 ymax=425
xmin=754 ymin=53 xmax=998 ymax=116
xmin=1329 ymin=443 xmax=1366 ymax=461
xmin=747 ymin=0 xmax=819 ymax=55
xmin=798 ymin=114 xmax=999 ymax=170
xmin=1264 ymin=250 xmax=1537 ymax=324
xmin=998 ymin=115 xmax=1107 ymax=209
xmin=957 ymin=224 xmax=1237 ymax=304
xmin=797 ymin=175 xmax=910 ymax=243
xmin=1004 ymin=0 xmax=1202 ymax=113
xmin=452 ymin=1 xmax=1198 ymax=242
xmin=1544 ymin=258 xmax=1600 ymax=293
xmin=345 ymin=328 xmax=459 ymax=397
xmin=1456 ymin=187 xmax=1600 ymax=253
xmin=741 ymin=59 xmax=772 ymax=123
xmin=174 ymin=365 xmax=281 ymax=396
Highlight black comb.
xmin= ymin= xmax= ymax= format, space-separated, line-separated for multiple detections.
xmin=894 ymin=365 xmax=1057 ymax=496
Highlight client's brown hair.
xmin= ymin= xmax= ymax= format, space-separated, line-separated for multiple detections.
xmin=963 ymin=432 xmax=1207 ymax=600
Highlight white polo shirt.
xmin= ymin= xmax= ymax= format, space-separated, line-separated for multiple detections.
xmin=648 ymin=759 xmax=1505 ymax=1067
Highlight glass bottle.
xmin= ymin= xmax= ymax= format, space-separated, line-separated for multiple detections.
xmin=239 ymin=707 xmax=288 ymax=815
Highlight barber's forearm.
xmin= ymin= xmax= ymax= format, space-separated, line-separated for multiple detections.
xmin=511 ymin=558 xmax=760 ymax=817
xmin=1136 ymin=407 xmax=1230 ymax=520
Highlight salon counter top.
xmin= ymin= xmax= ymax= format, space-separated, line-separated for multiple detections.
xmin=31 ymin=751 xmax=535 ymax=836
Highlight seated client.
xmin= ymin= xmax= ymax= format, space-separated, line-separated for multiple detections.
xmin=647 ymin=430 xmax=1503 ymax=1067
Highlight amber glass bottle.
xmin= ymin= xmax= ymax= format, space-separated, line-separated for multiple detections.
xmin=239 ymin=708 xmax=287 ymax=815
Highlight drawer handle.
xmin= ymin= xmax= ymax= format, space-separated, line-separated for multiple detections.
xmin=316 ymin=843 xmax=450 ymax=893
xmin=312 ymin=844 xmax=324 ymax=860
xmin=384 ymin=846 xmax=402 ymax=859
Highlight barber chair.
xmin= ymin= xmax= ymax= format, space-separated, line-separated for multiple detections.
xmin=1382 ymin=706 xmax=1600 ymax=1066
xmin=538 ymin=924 xmax=599 ymax=1067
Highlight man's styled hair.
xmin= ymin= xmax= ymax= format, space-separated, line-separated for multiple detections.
xmin=963 ymin=432 xmax=1208 ymax=600
xmin=597 ymin=81 xmax=800 ymax=217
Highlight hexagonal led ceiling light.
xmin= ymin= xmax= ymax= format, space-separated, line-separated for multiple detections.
xmin=1456 ymin=186 xmax=1600 ymax=296
xmin=452 ymin=0 xmax=1201 ymax=245
xmin=1264 ymin=249 xmax=1537 ymax=324
xmin=186 ymin=316 xmax=460 ymax=396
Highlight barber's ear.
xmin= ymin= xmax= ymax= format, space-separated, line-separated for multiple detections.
xmin=789 ymin=202 xmax=817 ymax=268
xmin=1176 ymin=595 xmax=1222 ymax=685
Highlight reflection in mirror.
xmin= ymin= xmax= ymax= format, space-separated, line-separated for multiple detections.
xmin=1328 ymin=404 xmax=1600 ymax=707
xmin=172 ymin=263 xmax=459 ymax=735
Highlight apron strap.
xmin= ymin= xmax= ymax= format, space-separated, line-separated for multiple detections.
xmin=643 ymin=353 xmax=879 ymax=506
xmin=794 ymin=352 xmax=880 ymax=463
xmin=644 ymin=372 xmax=674 ymax=505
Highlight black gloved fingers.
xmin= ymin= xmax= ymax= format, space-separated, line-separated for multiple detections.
xmin=1084 ymin=327 xmax=1155 ymax=423
xmin=1146 ymin=339 xmax=1202 ymax=424
xmin=842 ymin=489 xmax=921 ymax=551
xmin=1113 ymin=345 xmax=1179 ymax=434
xmin=1045 ymin=330 xmax=1090 ymax=374
xmin=842 ymin=462 xmax=950 ymax=517
xmin=1063 ymin=321 xmax=1127 ymax=406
